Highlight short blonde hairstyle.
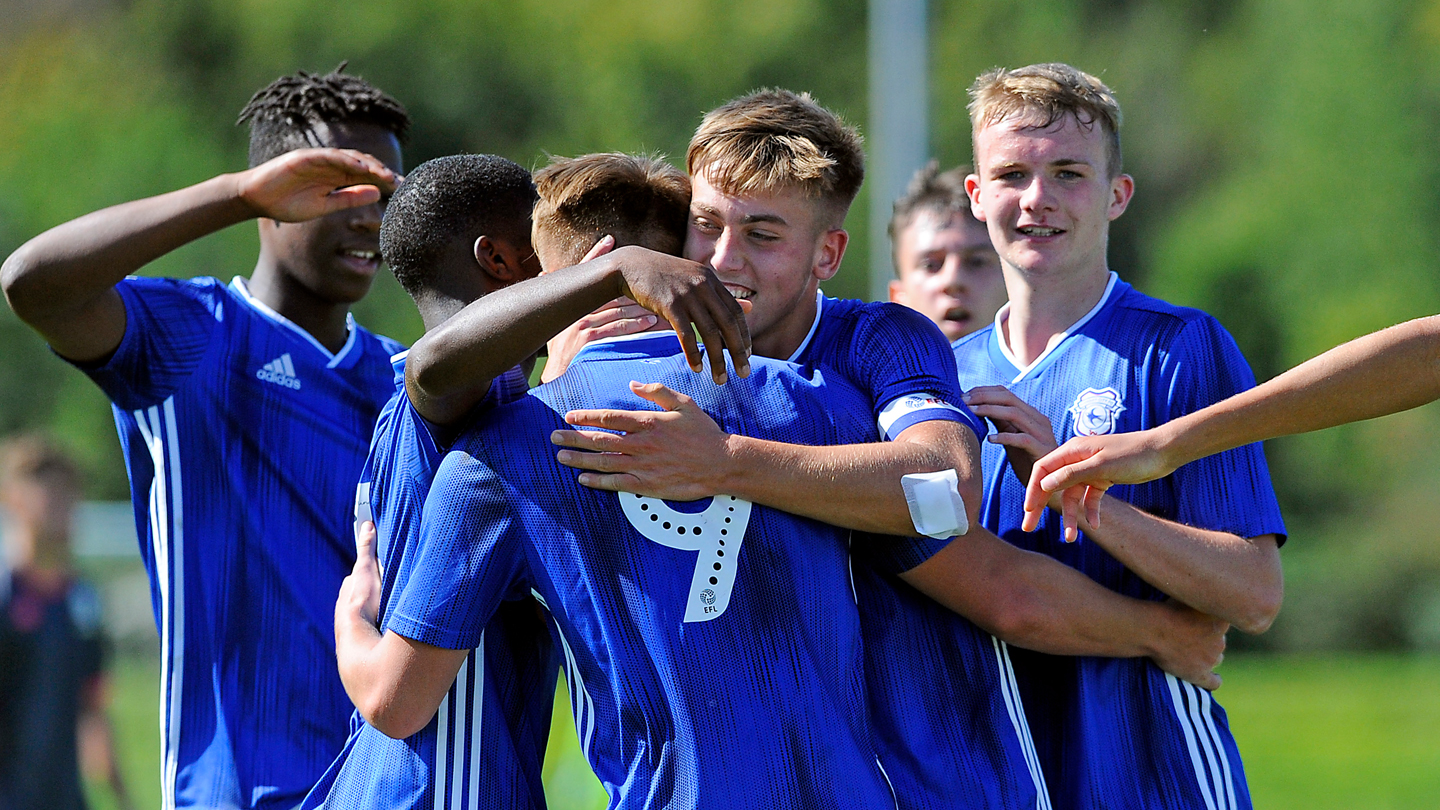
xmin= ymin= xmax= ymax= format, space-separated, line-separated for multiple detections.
xmin=532 ymin=153 xmax=691 ymax=267
xmin=687 ymin=89 xmax=864 ymax=219
xmin=968 ymin=63 xmax=1123 ymax=177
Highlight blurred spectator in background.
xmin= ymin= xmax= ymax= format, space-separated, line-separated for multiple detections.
xmin=888 ymin=161 xmax=1006 ymax=341
xmin=0 ymin=436 xmax=131 ymax=810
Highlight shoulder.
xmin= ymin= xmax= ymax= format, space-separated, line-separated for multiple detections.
xmin=818 ymin=297 xmax=951 ymax=352
xmin=951 ymin=323 xmax=993 ymax=355
xmin=119 ymin=274 xmax=229 ymax=318
xmin=352 ymin=323 xmax=407 ymax=358
xmin=1109 ymin=285 xmax=1225 ymax=343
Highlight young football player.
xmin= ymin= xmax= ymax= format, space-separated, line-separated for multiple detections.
xmin=888 ymin=161 xmax=1006 ymax=341
xmin=954 ymin=63 xmax=1286 ymax=809
xmin=1 ymin=66 xmax=406 ymax=808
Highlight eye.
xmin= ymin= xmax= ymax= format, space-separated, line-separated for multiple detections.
xmin=748 ymin=229 xmax=780 ymax=243
xmin=1056 ymin=169 xmax=1084 ymax=179
xmin=997 ymin=170 xmax=1025 ymax=182
xmin=692 ymin=216 xmax=721 ymax=234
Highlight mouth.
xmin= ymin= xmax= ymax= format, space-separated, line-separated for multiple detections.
xmin=1016 ymin=225 xmax=1065 ymax=238
xmin=942 ymin=306 xmax=973 ymax=325
xmin=338 ymin=249 xmax=381 ymax=273
xmin=723 ymin=283 xmax=755 ymax=301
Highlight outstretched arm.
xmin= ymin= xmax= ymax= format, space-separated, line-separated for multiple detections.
xmin=552 ymin=382 xmax=977 ymax=536
xmin=1 ymin=148 xmax=398 ymax=362
xmin=898 ymin=528 xmax=1229 ymax=689
xmin=1026 ymin=314 xmax=1440 ymax=531
xmin=405 ymin=244 xmax=751 ymax=427
xmin=969 ymin=386 xmax=1283 ymax=634
xmin=334 ymin=521 xmax=467 ymax=739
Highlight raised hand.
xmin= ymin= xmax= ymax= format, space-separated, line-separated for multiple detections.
xmin=614 ymin=251 xmax=751 ymax=385
xmin=552 ymin=381 xmax=731 ymax=500
xmin=1147 ymin=601 xmax=1228 ymax=691
xmin=237 ymin=147 xmax=400 ymax=223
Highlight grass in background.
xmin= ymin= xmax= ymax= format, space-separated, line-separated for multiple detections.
xmin=91 ymin=653 xmax=1440 ymax=809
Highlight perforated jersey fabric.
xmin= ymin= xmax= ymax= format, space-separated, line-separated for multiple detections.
xmin=71 ymin=275 xmax=403 ymax=809
xmin=393 ymin=331 xmax=954 ymax=810
xmin=300 ymin=358 xmax=557 ymax=810
xmin=952 ymin=273 xmax=1286 ymax=810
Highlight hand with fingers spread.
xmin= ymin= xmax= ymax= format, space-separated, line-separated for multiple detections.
xmin=613 ymin=252 xmax=752 ymax=386
xmin=237 ymin=147 xmax=401 ymax=223
xmin=1021 ymin=430 xmax=1177 ymax=536
xmin=543 ymin=296 xmax=658 ymax=382
xmin=552 ymin=381 xmax=732 ymax=500
xmin=336 ymin=520 xmax=383 ymax=634
xmin=1148 ymin=601 xmax=1228 ymax=691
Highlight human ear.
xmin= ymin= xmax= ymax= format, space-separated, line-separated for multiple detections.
xmin=964 ymin=175 xmax=987 ymax=222
xmin=1107 ymin=174 xmax=1135 ymax=221
xmin=813 ymin=228 xmax=849 ymax=282
xmin=888 ymin=279 xmax=907 ymax=305
xmin=473 ymin=235 xmax=521 ymax=283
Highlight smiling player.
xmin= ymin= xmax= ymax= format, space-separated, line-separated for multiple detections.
xmin=952 ymin=63 xmax=1286 ymax=810
xmin=1 ymin=66 xmax=408 ymax=809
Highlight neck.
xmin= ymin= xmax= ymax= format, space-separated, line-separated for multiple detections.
xmin=999 ymin=262 xmax=1111 ymax=367
xmin=753 ymin=286 xmax=820 ymax=360
xmin=417 ymin=293 xmax=471 ymax=333
xmin=248 ymin=259 xmax=352 ymax=353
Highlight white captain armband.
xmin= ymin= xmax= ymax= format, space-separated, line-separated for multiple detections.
xmin=877 ymin=394 xmax=966 ymax=441
xmin=901 ymin=469 xmax=969 ymax=540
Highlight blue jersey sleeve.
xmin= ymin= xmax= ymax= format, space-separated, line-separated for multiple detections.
xmin=1156 ymin=315 xmax=1287 ymax=544
xmin=386 ymin=444 xmax=533 ymax=650
xmin=74 ymin=276 xmax=224 ymax=410
xmin=847 ymin=303 xmax=985 ymax=441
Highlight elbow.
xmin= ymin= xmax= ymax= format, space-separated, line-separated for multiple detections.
xmin=359 ymin=693 xmax=432 ymax=741
xmin=1234 ymin=582 xmax=1283 ymax=635
xmin=1 ymin=247 xmax=41 ymax=320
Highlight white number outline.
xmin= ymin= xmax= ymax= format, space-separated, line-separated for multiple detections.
xmin=619 ymin=492 xmax=752 ymax=622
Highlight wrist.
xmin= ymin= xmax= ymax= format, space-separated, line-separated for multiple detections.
xmin=715 ymin=433 xmax=750 ymax=496
xmin=219 ymin=171 xmax=265 ymax=221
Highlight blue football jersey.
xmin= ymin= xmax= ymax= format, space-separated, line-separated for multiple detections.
xmin=795 ymin=294 xmax=1049 ymax=810
xmin=952 ymin=273 xmax=1287 ymax=810
xmin=393 ymin=331 xmax=938 ymax=810
xmin=301 ymin=358 xmax=558 ymax=810
xmin=73 ymin=276 xmax=402 ymax=810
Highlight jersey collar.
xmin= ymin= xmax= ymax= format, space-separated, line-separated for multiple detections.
xmin=990 ymin=271 xmax=1119 ymax=384
xmin=230 ymin=277 xmax=359 ymax=369
xmin=785 ymin=291 xmax=826 ymax=363
xmin=571 ymin=330 xmax=684 ymax=363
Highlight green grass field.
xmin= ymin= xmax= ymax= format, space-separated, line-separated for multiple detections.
xmin=87 ymin=654 xmax=1440 ymax=809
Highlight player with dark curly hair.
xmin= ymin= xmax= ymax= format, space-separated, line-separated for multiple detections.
xmin=1 ymin=64 xmax=408 ymax=809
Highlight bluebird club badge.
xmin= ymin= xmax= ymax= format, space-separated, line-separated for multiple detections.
xmin=1069 ymin=387 xmax=1126 ymax=436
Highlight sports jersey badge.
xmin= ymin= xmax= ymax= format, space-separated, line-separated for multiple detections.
xmin=1068 ymin=387 xmax=1125 ymax=436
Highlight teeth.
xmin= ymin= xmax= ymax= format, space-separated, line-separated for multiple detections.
xmin=344 ymin=250 xmax=377 ymax=260
xmin=724 ymin=286 xmax=754 ymax=300
xmin=1018 ymin=226 xmax=1062 ymax=237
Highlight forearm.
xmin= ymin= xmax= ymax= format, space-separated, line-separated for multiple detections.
xmin=903 ymin=532 xmax=1163 ymax=657
xmin=2 ymin=173 xmax=253 ymax=324
xmin=407 ymin=255 xmax=625 ymax=425
xmin=1080 ymin=499 xmax=1282 ymax=633
xmin=1162 ymin=315 xmax=1440 ymax=467
xmin=720 ymin=425 xmax=973 ymax=535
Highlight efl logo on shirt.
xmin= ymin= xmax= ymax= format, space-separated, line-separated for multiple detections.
xmin=1069 ymin=387 xmax=1124 ymax=435
xmin=256 ymin=353 xmax=302 ymax=390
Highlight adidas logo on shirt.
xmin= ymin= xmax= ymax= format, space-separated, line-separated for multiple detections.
xmin=256 ymin=353 xmax=302 ymax=390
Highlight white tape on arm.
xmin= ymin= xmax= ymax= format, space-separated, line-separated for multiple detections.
xmin=901 ymin=469 xmax=970 ymax=540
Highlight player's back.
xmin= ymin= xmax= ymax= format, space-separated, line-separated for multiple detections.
xmin=301 ymin=357 xmax=556 ymax=810
xmin=465 ymin=332 xmax=897 ymax=810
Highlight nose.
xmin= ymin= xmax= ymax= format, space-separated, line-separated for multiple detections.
xmin=349 ymin=199 xmax=383 ymax=234
xmin=709 ymin=227 xmax=745 ymax=273
xmin=940 ymin=256 xmax=967 ymax=294
xmin=1019 ymin=176 xmax=1054 ymax=214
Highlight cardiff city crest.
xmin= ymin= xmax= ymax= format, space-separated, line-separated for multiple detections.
xmin=1068 ymin=387 xmax=1126 ymax=436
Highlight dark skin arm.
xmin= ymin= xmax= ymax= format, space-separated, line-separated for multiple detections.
xmin=405 ymin=243 xmax=752 ymax=427
xmin=1 ymin=148 xmax=398 ymax=362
